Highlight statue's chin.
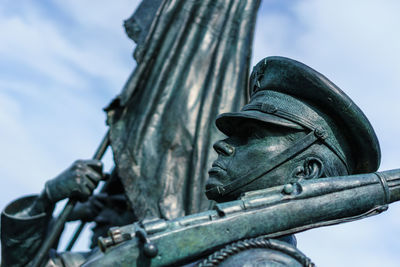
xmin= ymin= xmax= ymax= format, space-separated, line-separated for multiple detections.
xmin=205 ymin=180 xmax=224 ymax=201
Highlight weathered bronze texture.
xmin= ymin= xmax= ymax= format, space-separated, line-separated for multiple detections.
xmin=1 ymin=0 xmax=261 ymax=266
xmin=206 ymin=56 xmax=380 ymax=202
xmin=1 ymin=0 xmax=396 ymax=266
xmin=84 ymin=169 xmax=400 ymax=266
xmin=105 ymin=0 xmax=260 ymax=220
xmin=79 ymin=56 xmax=387 ymax=266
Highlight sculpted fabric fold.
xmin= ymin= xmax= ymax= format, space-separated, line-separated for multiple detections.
xmin=106 ymin=0 xmax=260 ymax=219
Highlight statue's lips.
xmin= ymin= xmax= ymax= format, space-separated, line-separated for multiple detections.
xmin=208 ymin=161 xmax=227 ymax=175
xmin=207 ymin=161 xmax=227 ymax=194
xmin=212 ymin=161 xmax=226 ymax=169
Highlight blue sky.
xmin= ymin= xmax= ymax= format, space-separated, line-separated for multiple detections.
xmin=1 ymin=0 xmax=400 ymax=266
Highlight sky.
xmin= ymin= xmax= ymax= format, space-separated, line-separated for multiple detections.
xmin=1 ymin=0 xmax=400 ymax=266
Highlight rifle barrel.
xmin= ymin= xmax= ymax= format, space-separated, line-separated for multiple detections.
xmin=86 ymin=169 xmax=400 ymax=267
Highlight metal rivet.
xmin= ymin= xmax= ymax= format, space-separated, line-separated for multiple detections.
xmin=283 ymin=184 xmax=294 ymax=194
xmin=314 ymin=127 xmax=327 ymax=139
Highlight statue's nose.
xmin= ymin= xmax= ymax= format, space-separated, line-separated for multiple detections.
xmin=213 ymin=140 xmax=235 ymax=156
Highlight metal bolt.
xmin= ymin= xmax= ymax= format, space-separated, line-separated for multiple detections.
xmin=283 ymin=184 xmax=294 ymax=194
xmin=144 ymin=242 xmax=158 ymax=258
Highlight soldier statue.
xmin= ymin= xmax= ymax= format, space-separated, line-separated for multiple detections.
xmin=2 ymin=56 xmax=391 ymax=267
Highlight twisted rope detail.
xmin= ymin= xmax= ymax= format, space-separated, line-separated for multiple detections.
xmin=197 ymin=237 xmax=315 ymax=267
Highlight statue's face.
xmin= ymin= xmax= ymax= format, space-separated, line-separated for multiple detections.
xmin=206 ymin=120 xmax=301 ymax=201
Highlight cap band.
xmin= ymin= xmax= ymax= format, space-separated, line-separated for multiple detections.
xmin=218 ymin=90 xmax=349 ymax=172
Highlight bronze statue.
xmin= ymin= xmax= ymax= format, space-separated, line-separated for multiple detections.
xmin=2 ymin=0 xmax=261 ymax=265
xmin=84 ymin=57 xmax=391 ymax=266
xmin=3 ymin=56 xmax=396 ymax=267
xmin=2 ymin=0 xmax=399 ymax=266
xmin=106 ymin=0 xmax=259 ymax=220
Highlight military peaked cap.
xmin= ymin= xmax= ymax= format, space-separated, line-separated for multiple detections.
xmin=216 ymin=56 xmax=380 ymax=174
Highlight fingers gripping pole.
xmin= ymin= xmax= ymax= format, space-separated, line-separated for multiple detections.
xmin=30 ymin=131 xmax=110 ymax=267
xmin=65 ymin=131 xmax=112 ymax=251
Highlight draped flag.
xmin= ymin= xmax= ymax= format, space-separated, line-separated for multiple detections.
xmin=106 ymin=0 xmax=260 ymax=219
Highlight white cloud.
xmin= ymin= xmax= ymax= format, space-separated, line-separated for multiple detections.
xmin=0 ymin=0 xmax=139 ymax=253
xmin=0 ymin=0 xmax=136 ymax=92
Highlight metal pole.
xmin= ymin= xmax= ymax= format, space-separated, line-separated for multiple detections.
xmin=65 ymin=221 xmax=85 ymax=251
xmin=30 ymin=131 xmax=110 ymax=267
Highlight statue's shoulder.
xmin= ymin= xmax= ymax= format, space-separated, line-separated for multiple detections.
xmin=196 ymin=238 xmax=314 ymax=267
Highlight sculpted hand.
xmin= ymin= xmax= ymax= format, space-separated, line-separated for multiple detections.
xmin=68 ymin=193 xmax=108 ymax=222
xmin=45 ymin=159 xmax=103 ymax=203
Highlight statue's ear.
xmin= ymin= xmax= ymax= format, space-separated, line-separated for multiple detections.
xmin=291 ymin=157 xmax=324 ymax=180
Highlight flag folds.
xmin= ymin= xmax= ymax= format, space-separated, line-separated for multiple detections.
xmin=106 ymin=0 xmax=260 ymax=219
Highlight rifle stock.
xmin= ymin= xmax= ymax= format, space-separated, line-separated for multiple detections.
xmin=83 ymin=169 xmax=400 ymax=267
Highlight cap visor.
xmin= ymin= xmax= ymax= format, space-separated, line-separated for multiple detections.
xmin=216 ymin=110 xmax=304 ymax=136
